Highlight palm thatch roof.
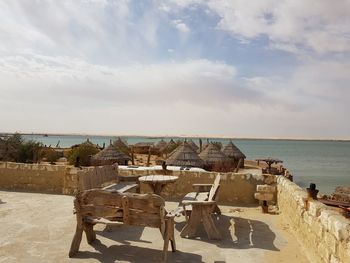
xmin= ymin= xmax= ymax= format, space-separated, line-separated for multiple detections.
xmin=113 ymin=137 xmax=130 ymax=154
xmin=223 ymin=141 xmax=246 ymax=159
xmin=166 ymin=141 xmax=204 ymax=168
xmin=71 ymin=139 xmax=99 ymax=149
xmin=187 ymin=139 xmax=199 ymax=152
xmin=162 ymin=139 xmax=177 ymax=154
xmin=155 ymin=139 xmax=168 ymax=150
xmin=199 ymin=143 xmax=230 ymax=165
xmin=91 ymin=144 xmax=131 ymax=165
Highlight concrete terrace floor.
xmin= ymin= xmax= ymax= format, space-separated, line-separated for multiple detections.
xmin=0 ymin=191 xmax=309 ymax=263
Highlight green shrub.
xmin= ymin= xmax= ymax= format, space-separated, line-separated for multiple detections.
xmin=17 ymin=140 xmax=43 ymax=163
xmin=68 ymin=144 xmax=99 ymax=166
xmin=41 ymin=148 xmax=61 ymax=163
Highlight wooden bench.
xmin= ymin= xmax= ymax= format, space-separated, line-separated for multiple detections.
xmin=68 ymin=189 xmax=176 ymax=262
xmin=77 ymin=165 xmax=138 ymax=193
xmin=179 ymin=174 xmax=221 ymax=239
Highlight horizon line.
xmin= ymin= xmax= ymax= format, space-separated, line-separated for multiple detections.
xmin=1 ymin=131 xmax=349 ymax=142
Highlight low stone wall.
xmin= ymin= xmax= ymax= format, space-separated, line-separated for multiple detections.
xmin=120 ymin=168 xmax=276 ymax=205
xmin=277 ymin=176 xmax=350 ymax=263
xmin=0 ymin=162 xmax=275 ymax=204
xmin=0 ymin=162 xmax=66 ymax=193
xmin=0 ymin=162 xmax=118 ymax=195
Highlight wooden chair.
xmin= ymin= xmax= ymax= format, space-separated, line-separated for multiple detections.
xmin=68 ymin=189 xmax=176 ymax=262
xmin=179 ymin=174 xmax=221 ymax=239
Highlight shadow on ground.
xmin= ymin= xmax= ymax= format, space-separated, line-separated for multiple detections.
xmin=74 ymin=241 xmax=203 ymax=263
xmin=95 ymin=225 xmax=151 ymax=245
xmin=175 ymin=214 xmax=279 ymax=251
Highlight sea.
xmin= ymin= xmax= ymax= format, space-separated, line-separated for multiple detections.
xmin=22 ymin=134 xmax=350 ymax=195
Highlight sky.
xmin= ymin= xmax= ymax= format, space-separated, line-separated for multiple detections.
xmin=0 ymin=0 xmax=349 ymax=139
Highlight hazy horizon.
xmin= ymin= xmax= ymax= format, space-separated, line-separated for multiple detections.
xmin=1 ymin=1 xmax=349 ymax=139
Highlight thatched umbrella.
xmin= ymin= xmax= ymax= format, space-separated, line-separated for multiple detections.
xmin=187 ymin=139 xmax=199 ymax=152
xmin=199 ymin=143 xmax=231 ymax=167
xmin=162 ymin=139 xmax=178 ymax=155
xmin=113 ymin=137 xmax=130 ymax=155
xmin=166 ymin=141 xmax=204 ymax=168
xmin=71 ymin=139 xmax=99 ymax=149
xmin=90 ymin=144 xmax=131 ymax=166
xmin=223 ymin=141 xmax=246 ymax=168
xmin=156 ymin=139 xmax=168 ymax=151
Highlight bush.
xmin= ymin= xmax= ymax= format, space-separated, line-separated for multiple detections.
xmin=17 ymin=140 xmax=43 ymax=163
xmin=41 ymin=148 xmax=61 ymax=163
xmin=68 ymin=144 xmax=99 ymax=166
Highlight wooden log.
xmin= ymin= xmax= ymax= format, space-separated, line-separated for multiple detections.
xmin=69 ymin=200 xmax=84 ymax=258
xmin=122 ymin=196 xmax=129 ymax=225
xmin=83 ymin=222 xmax=96 ymax=244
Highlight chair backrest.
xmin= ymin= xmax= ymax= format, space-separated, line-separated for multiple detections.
xmin=208 ymin=174 xmax=221 ymax=201
xmin=77 ymin=165 xmax=118 ymax=191
xmin=76 ymin=189 xmax=165 ymax=228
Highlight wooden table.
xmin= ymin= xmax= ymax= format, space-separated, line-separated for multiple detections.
xmin=138 ymin=175 xmax=178 ymax=195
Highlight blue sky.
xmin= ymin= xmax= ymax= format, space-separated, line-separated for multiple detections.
xmin=0 ymin=0 xmax=349 ymax=139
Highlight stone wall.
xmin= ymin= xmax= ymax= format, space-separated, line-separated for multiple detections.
xmin=119 ymin=168 xmax=276 ymax=204
xmin=0 ymin=162 xmax=66 ymax=193
xmin=0 ymin=162 xmax=118 ymax=195
xmin=277 ymin=176 xmax=350 ymax=263
xmin=0 ymin=161 xmax=274 ymax=204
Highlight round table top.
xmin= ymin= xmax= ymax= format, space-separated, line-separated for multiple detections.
xmin=138 ymin=175 xmax=178 ymax=183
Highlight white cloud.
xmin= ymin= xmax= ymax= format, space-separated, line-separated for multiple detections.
xmin=1 ymin=54 xmax=349 ymax=138
xmin=173 ymin=20 xmax=190 ymax=33
xmin=169 ymin=0 xmax=350 ymax=54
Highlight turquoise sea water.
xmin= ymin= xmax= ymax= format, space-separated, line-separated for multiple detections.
xmin=23 ymin=134 xmax=350 ymax=194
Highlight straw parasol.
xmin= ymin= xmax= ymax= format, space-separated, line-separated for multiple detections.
xmin=90 ymin=144 xmax=131 ymax=166
xmin=155 ymin=139 xmax=168 ymax=151
xmin=162 ymin=139 xmax=178 ymax=154
xmin=223 ymin=140 xmax=246 ymax=169
xmin=187 ymin=139 xmax=199 ymax=152
xmin=222 ymin=141 xmax=246 ymax=159
xmin=113 ymin=137 xmax=130 ymax=155
xmin=199 ymin=143 xmax=231 ymax=166
xmin=71 ymin=139 xmax=99 ymax=149
xmin=166 ymin=141 xmax=204 ymax=168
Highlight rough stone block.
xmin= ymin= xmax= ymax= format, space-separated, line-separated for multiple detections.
xmin=264 ymin=175 xmax=276 ymax=184
xmin=256 ymin=184 xmax=276 ymax=193
xmin=254 ymin=192 xmax=273 ymax=201
xmin=318 ymin=242 xmax=331 ymax=262
xmin=330 ymin=255 xmax=340 ymax=263
xmin=327 ymin=214 xmax=350 ymax=241
xmin=310 ymin=219 xmax=324 ymax=238
xmin=324 ymin=231 xmax=338 ymax=255
xmin=320 ymin=210 xmax=339 ymax=229
xmin=308 ymin=201 xmax=326 ymax=217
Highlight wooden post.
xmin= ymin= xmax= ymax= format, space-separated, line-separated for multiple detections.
xmin=147 ymin=146 xmax=151 ymax=167
xmin=131 ymin=147 xmax=135 ymax=165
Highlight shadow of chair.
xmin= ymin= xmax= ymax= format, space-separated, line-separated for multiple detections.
xmin=74 ymin=243 xmax=204 ymax=263
xmin=175 ymin=214 xmax=279 ymax=251
xmin=229 ymin=216 xmax=279 ymax=251
xmin=95 ymin=225 xmax=151 ymax=245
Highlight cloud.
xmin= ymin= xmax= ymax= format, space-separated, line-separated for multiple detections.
xmin=173 ymin=20 xmax=190 ymax=33
xmin=0 ymin=0 xmax=349 ymax=138
xmin=0 ymin=54 xmax=247 ymax=107
xmin=168 ymin=0 xmax=350 ymax=54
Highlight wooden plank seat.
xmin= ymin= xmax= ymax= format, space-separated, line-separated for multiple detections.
xmin=179 ymin=174 xmax=221 ymax=240
xmin=102 ymin=182 xmax=138 ymax=193
xmin=69 ymin=189 xmax=176 ymax=262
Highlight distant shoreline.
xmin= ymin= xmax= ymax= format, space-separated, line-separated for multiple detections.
xmin=1 ymin=132 xmax=350 ymax=142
